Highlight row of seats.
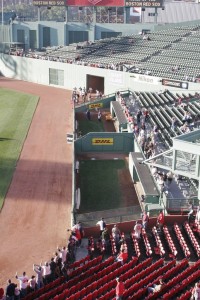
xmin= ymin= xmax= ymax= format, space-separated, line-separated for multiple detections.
xmin=141 ymin=228 xmax=153 ymax=257
xmin=131 ymin=232 xmax=141 ymax=258
xmin=146 ymin=259 xmax=200 ymax=299
xmin=174 ymin=223 xmax=191 ymax=258
xmin=152 ymin=226 xmax=165 ymax=257
xmin=184 ymin=221 xmax=200 ymax=257
xmin=163 ymin=225 xmax=178 ymax=258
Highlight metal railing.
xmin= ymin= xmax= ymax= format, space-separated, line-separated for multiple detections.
xmin=75 ymin=205 xmax=142 ymax=228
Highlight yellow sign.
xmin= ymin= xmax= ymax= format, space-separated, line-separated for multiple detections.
xmin=89 ymin=103 xmax=103 ymax=109
xmin=92 ymin=138 xmax=113 ymax=145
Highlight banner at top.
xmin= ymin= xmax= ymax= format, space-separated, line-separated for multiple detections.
xmin=66 ymin=0 xmax=124 ymax=6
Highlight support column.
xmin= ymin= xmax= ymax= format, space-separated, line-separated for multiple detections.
xmin=65 ymin=6 xmax=68 ymax=23
xmin=93 ymin=6 xmax=96 ymax=24
xmin=124 ymin=7 xmax=127 ymax=24
xmin=154 ymin=7 xmax=158 ymax=23
xmin=172 ymin=149 xmax=176 ymax=172
xmin=37 ymin=6 xmax=41 ymax=22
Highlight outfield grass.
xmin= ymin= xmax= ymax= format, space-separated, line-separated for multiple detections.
xmin=79 ymin=160 xmax=125 ymax=212
xmin=0 ymin=88 xmax=39 ymax=209
xmin=78 ymin=119 xmax=105 ymax=135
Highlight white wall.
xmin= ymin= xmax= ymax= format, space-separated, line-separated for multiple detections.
xmin=1 ymin=54 xmax=200 ymax=94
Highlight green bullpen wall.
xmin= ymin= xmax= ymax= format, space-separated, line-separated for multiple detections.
xmin=75 ymin=132 xmax=134 ymax=154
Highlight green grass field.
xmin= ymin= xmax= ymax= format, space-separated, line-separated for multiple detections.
xmin=78 ymin=119 xmax=105 ymax=135
xmin=79 ymin=160 xmax=125 ymax=212
xmin=0 ymin=88 xmax=39 ymax=209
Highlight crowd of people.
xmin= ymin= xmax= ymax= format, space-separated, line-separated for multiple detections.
xmin=71 ymin=86 xmax=104 ymax=104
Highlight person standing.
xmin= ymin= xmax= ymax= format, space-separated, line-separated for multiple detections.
xmin=116 ymin=277 xmax=125 ymax=300
xmin=49 ymin=258 xmax=56 ymax=282
xmin=86 ymin=109 xmax=91 ymax=121
xmin=41 ymin=262 xmax=51 ymax=285
xmin=96 ymin=218 xmax=106 ymax=236
xmin=0 ymin=288 xmax=5 ymax=300
xmin=142 ymin=211 xmax=149 ymax=230
xmin=133 ymin=221 xmax=142 ymax=239
xmin=112 ymin=224 xmax=121 ymax=244
xmin=6 ymin=280 xmax=15 ymax=300
xmin=157 ymin=210 xmax=164 ymax=232
xmin=97 ymin=110 xmax=102 ymax=122
xmin=191 ymin=282 xmax=200 ymax=300
xmin=15 ymin=272 xmax=29 ymax=298
xmin=28 ymin=276 xmax=36 ymax=293
xmin=33 ymin=264 xmax=43 ymax=289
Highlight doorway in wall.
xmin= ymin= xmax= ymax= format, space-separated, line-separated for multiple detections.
xmin=86 ymin=75 xmax=104 ymax=94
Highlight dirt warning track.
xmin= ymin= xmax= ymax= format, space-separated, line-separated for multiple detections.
xmin=0 ymin=79 xmax=72 ymax=288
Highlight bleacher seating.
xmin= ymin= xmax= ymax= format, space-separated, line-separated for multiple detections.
xmin=22 ymin=220 xmax=200 ymax=300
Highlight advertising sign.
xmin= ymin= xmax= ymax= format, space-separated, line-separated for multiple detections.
xmin=89 ymin=103 xmax=103 ymax=109
xmin=66 ymin=0 xmax=124 ymax=6
xmin=33 ymin=0 xmax=65 ymax=5
xmin=162 ymin=79 xmax=188 ymax=89
xmin=92 ymin=138 xmax=114 ymax=145
xmin=125 ymin=0 xmax=163 ymax=7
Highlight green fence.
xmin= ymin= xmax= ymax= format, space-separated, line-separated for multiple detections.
xmin=75 ymin=132 xmax=134 ymax=153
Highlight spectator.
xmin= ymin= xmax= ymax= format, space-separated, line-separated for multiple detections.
xmin=28 ymin=276 xmax=36 ymax=293
xmin=112 ymin=224 xmax=121 ymax=244
xmin=157 ymin=211 xmax=164 ymax=232
xmin=116 ymin=277 xmax=125 ymax=300
xmin=133 ymin=221 xmax=142 ymax=239
xmin=191 ymin=282 xmax=200 ymax=300
xmin=96 ymin=218 xmax=106 ymax=236
xmin=188 ymin=201 xmax=195 ymax=223
xmin=50 ymin=257 xmax=56 ymax=281
xmin=142 ymin=212 xmax=149 ymax=230
xmin=6 ymin=279 xmax=15 ymax=300
xmin=196 ymin=207 xmax=200 ymax=226
xmin=0 ymin=288 xmax=5 ymax=300
xmin=116 ymin=249 xmax=128 ymax=265
xmin=15 ymin=272 xmax=29 ymax=298
xmin=14 ymin=285 xmax=20 ymax=300
xmin=167 ymin=171 xmax=173 ymax=185
xmin=86 ymin=109 xmax=91 ymax=121
xmin=97 ymin=109 xmax=102 ymax=122
xmin=41 ymin=262 xmax=51 ymax=285
xmin=33 ymin=264 xmax=43 ymax=289
xmin=58 ymin=246 xmax=67 ymax=264
xmin=102 ymin=227 xmax=110 ymax=251
xmin=148 ymin=278 xmax=164 ymax=294
xmin=77 ymin=221 xmax=85 ymax=242
xmin=171 ymin=117 xmax=178 ymax=131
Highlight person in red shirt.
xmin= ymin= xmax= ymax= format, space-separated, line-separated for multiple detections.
xmin=157 ymin=210 xmax=164 ymax=231
xmin=116 ymin=249 xmax=128 ymax=265
xmin=116 ymin=277 xmax=125 ymax=300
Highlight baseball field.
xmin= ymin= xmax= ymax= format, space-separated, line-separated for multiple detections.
xmin=0 ymin=88 xmax=39 ymax=209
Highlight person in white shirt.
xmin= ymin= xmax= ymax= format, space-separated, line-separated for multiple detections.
xmin=41 ymin=262 xmax=51 ymax=284
xmin=133 ymin=221 xmax=142 ymax=239
xmin=28 ymin=275 xmax=36 ymax=292
xmin=96 ymin=218 xmax=106 ymax=236
xmin=15 ymin=272 xmax=29 ymax=298
xmin=58 ymin=246 xmax=67 ymax=263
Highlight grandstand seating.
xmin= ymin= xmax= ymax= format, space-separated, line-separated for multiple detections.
xmin=21 ymin=220 xmax=200 ymax=300
xmin=24 ymin=24 xmax=200 ymax=81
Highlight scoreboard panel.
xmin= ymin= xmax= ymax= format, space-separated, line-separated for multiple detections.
xmin=33 ymin=0 xmax=65 ymax=5
xmin=125 ymin=0 xmax=163 ymax=7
